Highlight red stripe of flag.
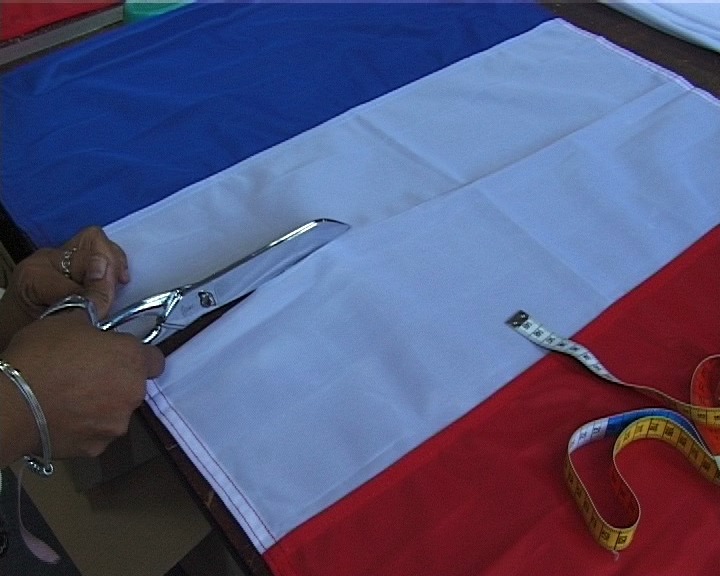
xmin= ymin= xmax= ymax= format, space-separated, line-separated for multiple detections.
xmin=266 ymin=225 xmax=720 ymax=576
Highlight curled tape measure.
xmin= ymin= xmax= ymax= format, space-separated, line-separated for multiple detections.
xmin=507 ymin=310 xmax=720 ymax=552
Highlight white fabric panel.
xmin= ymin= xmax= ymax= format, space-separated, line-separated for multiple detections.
xmin=603 ymin=1 xmax=720 ymax=53
xmin=107 ymin=18 xmax=672 ymax=313
xmin=105 ymin=20 xmax=720 ymax=551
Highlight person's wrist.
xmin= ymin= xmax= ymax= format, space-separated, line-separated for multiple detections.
xmin=0 ymin=362 xmax=40 ymax=468
xmin=0 ymin=359 xmax=54 ymax=476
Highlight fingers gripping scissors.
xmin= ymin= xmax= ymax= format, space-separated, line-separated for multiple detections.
xmin=69 ymin=219 xmax=348 ymax=344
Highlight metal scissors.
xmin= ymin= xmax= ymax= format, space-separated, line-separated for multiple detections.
xmin=95 ymin=219 xmax=349 ymax=344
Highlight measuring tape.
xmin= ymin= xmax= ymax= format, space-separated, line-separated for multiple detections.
xmin=507 ymin=310 xmax=720 ymax=552
xmin=690 ymin=356 xmax=720 ymax=455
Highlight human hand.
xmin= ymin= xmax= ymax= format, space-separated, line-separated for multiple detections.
xmin=10 ymin=225 xmax=129 ymax=318
xmin=0 ymin=309 xmax=165 ymax=465
xmin=0 ymin=226 xmax=128 ymax=349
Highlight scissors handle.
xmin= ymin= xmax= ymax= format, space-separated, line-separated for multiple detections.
xmin=98 ymin=289 xmax=183 ymax=344
xmin=41 ymin=294 xmax=99 ymax=325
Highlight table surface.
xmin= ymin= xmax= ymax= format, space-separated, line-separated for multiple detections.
xmin=2 ymin=3 xmax=719 ymax=574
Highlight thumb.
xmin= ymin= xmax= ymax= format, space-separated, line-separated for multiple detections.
xmin=82 ymin=254 xmax=115 ymax=318
xmin=142 ymin=343 xmax=166 ymax=379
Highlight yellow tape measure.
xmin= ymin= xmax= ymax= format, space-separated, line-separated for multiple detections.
xmin=507 ymin=310 xmax=720 ymax=552
xmin=690 ymin=356 xmax=720 ymax=454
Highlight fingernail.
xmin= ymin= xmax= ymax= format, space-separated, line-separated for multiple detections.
xmin=86 ymin=256 xmax=108 ymax=281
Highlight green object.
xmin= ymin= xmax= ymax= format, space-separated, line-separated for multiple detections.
xmin=124 ymin=2 xmax=189 ymax=23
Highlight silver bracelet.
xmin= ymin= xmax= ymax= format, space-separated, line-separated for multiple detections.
xmin=0 ymin=360 xmax=54 ymax=477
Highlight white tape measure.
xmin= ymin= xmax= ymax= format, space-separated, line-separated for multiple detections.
xmin=507 ymin=310 xmax=720 ymax=551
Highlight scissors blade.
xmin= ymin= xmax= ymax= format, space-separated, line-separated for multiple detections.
xmin=161 ymin=219 xmax=349 ymax=339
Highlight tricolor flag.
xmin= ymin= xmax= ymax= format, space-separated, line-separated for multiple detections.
xmin=2 ymin=5 xmax=719 ymax=575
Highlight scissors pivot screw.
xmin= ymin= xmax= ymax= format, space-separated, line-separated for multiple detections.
xmin=198 ymin=291 xmax=217 ymax=308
